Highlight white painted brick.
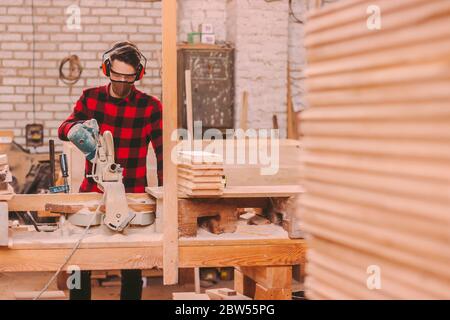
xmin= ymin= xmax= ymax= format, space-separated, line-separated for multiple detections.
xmin=0 ymin=112 xmax=26 ymax=120
xmin=34 ymin=112 xmax=53 ymax=120
xmin=42 ymin=104 xmax=70 ymax=112
xmin=0 ymin=120 xmax=16 ymax=128
xmin=3 ymin=77 xmax=29 ymax=86
xmin=100 ymin=16 xmax=126 ymax=24
xmin=1 ymin=42 xmax=28 ymax=51
xmin=0 ymin=104 xmax=14 ymax=111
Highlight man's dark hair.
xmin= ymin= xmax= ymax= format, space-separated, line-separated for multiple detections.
xmin=109 ymin=41 xmax=141 ymax=72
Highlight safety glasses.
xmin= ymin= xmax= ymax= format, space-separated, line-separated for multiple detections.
xmin=110 ymin=68 xmax=136 ymax=83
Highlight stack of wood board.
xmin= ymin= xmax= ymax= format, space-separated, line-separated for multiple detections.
xmin=177 ymin=151 xmax=224 ymax=197
xmin=0 ymin=154 xmax=13 ymax=195
xmin=299 ymin=0 xmax=450 ymax=299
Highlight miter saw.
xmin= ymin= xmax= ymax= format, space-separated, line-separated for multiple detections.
xmin=68 ymin=119 xmax=135 ymax=232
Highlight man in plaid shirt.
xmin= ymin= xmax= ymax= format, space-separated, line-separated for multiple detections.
xmin=58 ymin=42 xmax=162 ymax=300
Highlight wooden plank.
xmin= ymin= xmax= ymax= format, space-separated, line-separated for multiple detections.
xmin=302 ymin=217 xmax=450 ymax=279
xmin=162 ymin=0 xmax=179 ymax=285
xmin=185 ymin=69 xmax=193 ymax=139
xmin=0 ymin=247 xmax=163 ymax=272
xmin=173 ymin=292 xmax=210 ymax=300
xmin=309 ymin=248 xmax=446 ymax=299
xmin=7 ymin=193 xmax=153 ymax=212
xmin=307 ymin=16 xmax=450 ymax=63
xmin=306 ymin=38 xmax=450 ymax=78
xmin=234 ymin=268 xmax=245 ymax=294
xmin=14 ymin=291 xmax=66 ymax=300
xmin=306 ymin=0 xmax=426 ymax=35
xmin=254 ymin=284 xmax=291 ymax=300
xmin=300 ymin=193 xmax=450 ymax=242
xmin=240 ymin=91 xmax=248 ymax=130
xmin=0 ymin=240 xmax=306 ymax=272
xmin=300 ymin=149 xmax=450 ymax=182
xmin=301 ymin=208 xmax=450 ymax=263
xmin=239 ymin=266 xmax=292 ymax=289
xmin=206 ymin=288 xmax=251 ymax=300
xmin=179 ymin=243 xmax=305 ymax=267
xmin=307 ymin=59 xmax=450 ymax=92
xmin=302 ymin=1 xmax=450 ymax=299
xmin=302 ymin=136 xmax=450 ymax=160
xmin=148 ymin=185 xmax=304 ymax=199
xmin=309 ymin=237 xmax=450 ymax=299
xmin=307 ymin=81 xmax=450 ymax=106
xmin=301 ymin=165 xmax=450 ymax=203
xmin=305 ymin=1 xmax=450 ymax=48
xmin=287 ymin=67 xmax=298 ymax=139
xmin=177 ymin=43 xmax=233 ymax=51
xmin=301 ymin=102 xmax=450 ymax=120
xmin=303 ymin=180 xmax=450 ymax=224
xmin=0 ymin=202 xmax=8 ymax=246
xmin=220 ymin=185 xmax=304 ymax=198
xmin=302 ymin=119 xmax=450 ymax=140
xmin=306 ymin=261 xmax=388 ymax=299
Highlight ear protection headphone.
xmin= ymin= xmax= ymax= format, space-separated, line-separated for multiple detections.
xmin=101 ymin=42 xmax=147 ymax=82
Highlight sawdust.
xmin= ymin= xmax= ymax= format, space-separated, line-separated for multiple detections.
xmin=186 ymin=218 xmax=288 ymax=240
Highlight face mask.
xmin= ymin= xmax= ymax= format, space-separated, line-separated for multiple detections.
xmin=111 ymin=80 xmax=133 ymax=98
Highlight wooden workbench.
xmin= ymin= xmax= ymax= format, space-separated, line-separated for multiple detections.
xmin=0 ymin=192 xmax=306 ymax=300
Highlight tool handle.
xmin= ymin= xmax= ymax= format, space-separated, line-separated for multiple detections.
xmin=59 ymin=154 xmax=69 ymax=178
xmin=49 ymin=139 xmax=55 ymax=186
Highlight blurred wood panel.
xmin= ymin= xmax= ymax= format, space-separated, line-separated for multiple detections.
xmin=300 ymin=0 xmax=450 ymax=299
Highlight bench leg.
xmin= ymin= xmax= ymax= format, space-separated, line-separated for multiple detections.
xmin=235 ymin=266 xmax=292 ymax=300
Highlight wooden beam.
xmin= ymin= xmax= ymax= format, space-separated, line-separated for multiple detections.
xmin=185 ymin=69 xmax=193 ymax=139
xmin=240 ymin=91 xmax=248 ymax=130
xmin=179 ymin=242 xmax=304 ymax=267
xmin=0 ymin=240 xmax=306 ymax=272
xmin=7 ymin=193 xmax=154 ymax=212
xmin=162 ymin=0 xmax=179 ymax=285
xmin=238 ymin=266 xmax=292 ymax=289
xmin=0 ymin=247 xmax=163 ymax=272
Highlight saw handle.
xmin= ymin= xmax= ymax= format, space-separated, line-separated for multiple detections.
xmin=103 ymin=131 xmax=115 ymax=164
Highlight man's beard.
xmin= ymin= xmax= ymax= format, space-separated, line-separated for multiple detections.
xmin=111 ymin=80 xmax=133 ymax=98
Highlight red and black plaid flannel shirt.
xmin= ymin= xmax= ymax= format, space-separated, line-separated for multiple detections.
xmin=58 ymin=83 xmax=163 ymax=193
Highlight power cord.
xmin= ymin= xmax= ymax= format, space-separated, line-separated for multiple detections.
xmin=33 ymin=194 xmax=105 ymax=300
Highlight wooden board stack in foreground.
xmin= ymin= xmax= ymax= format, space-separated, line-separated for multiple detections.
xmin=300 ymin=0 xmax=450 ymax=299
xmin=177 ymin=151 xmax=224 ymax=197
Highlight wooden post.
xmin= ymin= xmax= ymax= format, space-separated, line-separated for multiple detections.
xmin=185 ymin=69 xmax=194 ymax=140
xmin=0 ymin=202 xmax=8 ymax=246
xmin=240 ymin=91 xmax=248 ymax=130
xmin=236 ymin=266 xmax=292 ymax=300
xmin=162 ymin=0 xmax=179 ymax=285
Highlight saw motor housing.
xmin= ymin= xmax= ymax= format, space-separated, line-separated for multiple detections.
xmin=89 ymin=130 xmax=135 ymax=232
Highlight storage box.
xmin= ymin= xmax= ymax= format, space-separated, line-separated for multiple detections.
xmin=201 ymin=34 xmax=216 ymax=45
xmin=199 ymin=23 xmax=214 ymax=34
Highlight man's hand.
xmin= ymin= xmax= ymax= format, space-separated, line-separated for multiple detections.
xmin=67 ymin=119 xmax=99 ymax=162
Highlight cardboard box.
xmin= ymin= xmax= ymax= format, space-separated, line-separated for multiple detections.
xmin=201 ymin=34 xmax=216 ymax=45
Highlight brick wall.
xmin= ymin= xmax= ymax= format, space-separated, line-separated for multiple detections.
xmin=289 ymin=0 xmax=308 ymax=112
xmin=226 ymin=0 xmax=289 ymax=135
xmin=0 ymin=0 xmax=162 ymax=152
xmin=0 ymin=0 xmax=320 ymax=151
xmin=178 ymin=0 xmax=227 ymax=43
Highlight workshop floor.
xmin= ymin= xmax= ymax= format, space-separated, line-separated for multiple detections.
xmin=0 ymin=272 xmax=233 ymax=300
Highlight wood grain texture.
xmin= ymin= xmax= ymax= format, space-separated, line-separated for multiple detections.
xmin=0 ymin=202 xmax=8 ymax=246
xmin=0 ymin=239 xmax=306 ymax=272
xmin=162 ymin=0 xmax=179 ymax=285
xmin=301 ymin=0 xmax=450 ymax=299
